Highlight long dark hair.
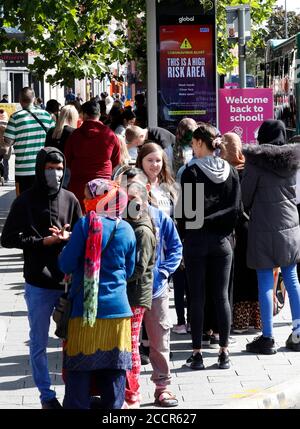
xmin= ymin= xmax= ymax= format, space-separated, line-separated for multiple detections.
xmin=193 ymin=123 xmax=220 ymax=151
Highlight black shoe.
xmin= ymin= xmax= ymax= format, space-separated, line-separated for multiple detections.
xmin=139 ymin=344 xmax=150 ymax=365
xmin=41 ymin=397 xmax=63 ymax=409
xmin=185 ymin=352 xmax=205 ymax=370
xmin=90 ymin=396 xmax=103 ymax=409
xmin=202 ymin=334 xmax=211 ymax=347
xmin=218 ymin=351 xmax=230 ymax=369
xmin=209 ymin=334 xmax=219 ymax=349
xmin=286 ymin=333 xmax=300 ymax=351
xmin=246 ymin=335 xmax=276 ymax=355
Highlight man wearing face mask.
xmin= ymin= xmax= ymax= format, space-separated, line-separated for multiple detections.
xmin=1 ymin=146 xmax=82 ymax=409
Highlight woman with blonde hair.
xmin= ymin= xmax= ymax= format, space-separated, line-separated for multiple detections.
xmin=45 ymin=104 xmax=79 ymax=154
xmin=220 ymin=132 xmax=261 ymax=334
xmin=117 ymin=135 xmax=131 ymax=166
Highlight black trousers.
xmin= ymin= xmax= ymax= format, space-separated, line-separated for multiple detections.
xmin=184 ymin=230 xmax=233 ymax=349
xmin=173 ymin=265 xmax=190 ymax=326
xmin=63 ymin=368 xmax=126 ymax=409
xmin=15 ymin=175 xmax=35 ymax=195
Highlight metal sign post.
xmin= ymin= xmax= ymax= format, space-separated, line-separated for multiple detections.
xmin=226 ymin=5 xmax=251 ymax=89
xmin=146 ymin=0 xmax=158 ymax=127
xmin=238 ymin=7 xmax=246 ymax=89
xmin=296 ymin=33 xmax=300 ymax=134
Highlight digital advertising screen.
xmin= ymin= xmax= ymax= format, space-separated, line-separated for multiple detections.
xmin=157 ymin=1 xmax=216 ymax=131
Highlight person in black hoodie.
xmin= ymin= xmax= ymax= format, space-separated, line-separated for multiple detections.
xmin=1 ymin=147 xmax=82 ymax=409
xmin=178 ymin=124 xmax=241 ymax=370
xmin=242 ymin=120 xmax=300 ymax=355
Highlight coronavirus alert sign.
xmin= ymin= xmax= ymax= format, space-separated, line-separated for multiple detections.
xmin=156 ymin=0 xmax=216 ymax=131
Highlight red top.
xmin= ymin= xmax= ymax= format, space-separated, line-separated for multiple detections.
xmin=64 ymin=119 xmax=120 ymax=208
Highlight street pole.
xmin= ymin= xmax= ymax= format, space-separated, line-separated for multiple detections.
xmin=238 ymin=6 xmax=246 ymax=89
xmin=296 ymin=33 xmax=300 ymax=134
xmin=285 ymin=0 xmax=288 ymax=39
xmin=146 ymin=0 xmax=158 ymax=127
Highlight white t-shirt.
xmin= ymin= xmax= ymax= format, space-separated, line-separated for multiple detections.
xmin=150 ymin=183 xmax=174 ymax=217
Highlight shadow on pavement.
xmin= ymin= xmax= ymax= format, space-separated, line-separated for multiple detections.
xmin=273 ymin=322 xmax=292 ymax=327
xmin=0 ymin=254 xmax=23 ymax=259
xmin=0 ymin=351 xmax=64 ymax=390
xmin=24 ymin=337 xmax=62 ymax=349
xmin=4 ymin=284 xmax=24 ymax=291
xmin=0 ymin=267 xmax=23 ymax=273
xmin=0 ymin=311 xmax=27 ymax=317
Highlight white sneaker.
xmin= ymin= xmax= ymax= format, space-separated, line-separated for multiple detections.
xmin=172 ymin=324 xmax=187 ymax=334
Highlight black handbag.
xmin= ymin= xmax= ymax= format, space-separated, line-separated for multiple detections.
xmin=52 ymin=219 xmax=119 ymax=339
xmin=52 ymin=290 xmax=72 ymax=339
xmin=273 ymin=268 xmax=286 ymax=316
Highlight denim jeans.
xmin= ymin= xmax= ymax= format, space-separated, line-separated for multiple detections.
xmin=257 ymin=264 xmax=300 ymax=338
xmin=24 ymin=283 xmax=63 ymax=403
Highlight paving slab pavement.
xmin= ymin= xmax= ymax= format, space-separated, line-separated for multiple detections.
xmin=0 ymin=157 xmax=299 ymax=409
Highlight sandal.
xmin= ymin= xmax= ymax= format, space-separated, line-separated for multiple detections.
xmin=154 ymin=390 xmax=178 ymax=407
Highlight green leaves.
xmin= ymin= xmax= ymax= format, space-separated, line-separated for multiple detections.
xmin=0 ymin=0 xmax=278 ymax=86
xmin=210 ymin=0 xmax=277 ymax=76
xmin=0 ymin=0 xmax=145 ymax=86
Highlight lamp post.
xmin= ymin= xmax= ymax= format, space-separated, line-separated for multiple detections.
xmin=285 ymin=0 xmax=288 ymax=39
xmin=238 ymin=6 xmax=246 ymax=89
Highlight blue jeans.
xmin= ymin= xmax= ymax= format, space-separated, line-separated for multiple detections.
xmin=24 ymin=283 xmax=63 ymax=403
xmin=257 ymin=265 xmax=300 ymax=337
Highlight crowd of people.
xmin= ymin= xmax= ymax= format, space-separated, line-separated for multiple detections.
xmin=1 ymin=86 xmax=300 ymax=409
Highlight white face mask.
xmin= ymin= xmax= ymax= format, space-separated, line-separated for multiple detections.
xmin=44 ymin=169 xmax=63 ymax=195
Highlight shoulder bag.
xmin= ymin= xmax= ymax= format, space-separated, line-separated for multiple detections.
xmin=53 ymin=219 xmax=120 ymax=339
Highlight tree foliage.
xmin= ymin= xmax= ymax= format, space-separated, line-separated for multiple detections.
xmin=0 ymin=0 xmax=278 ymax=86
xmin=214 ymin=0 xmax=277 ymax=75
xmin=0 ymin=0 xmax=145 ymax=86
xmin=266 ymin=6 xmax=300 ymax=40
xmin=247 ymin=6 xmax=300 ymax=76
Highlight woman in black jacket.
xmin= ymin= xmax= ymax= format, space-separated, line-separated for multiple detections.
xmin=220 ymin=132 xmax=261 ymax=333
xmin=242 ymin=120 xmax=300 ymax=354
xmin=179 ymin=124 xmax=241 ymax=370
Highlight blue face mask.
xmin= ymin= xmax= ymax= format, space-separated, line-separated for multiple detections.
xmin=44 ymin=169 xmax=63 ymax=195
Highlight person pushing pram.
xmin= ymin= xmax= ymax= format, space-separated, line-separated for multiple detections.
xmin=0 ymin=109 xmax=9 ymax=184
